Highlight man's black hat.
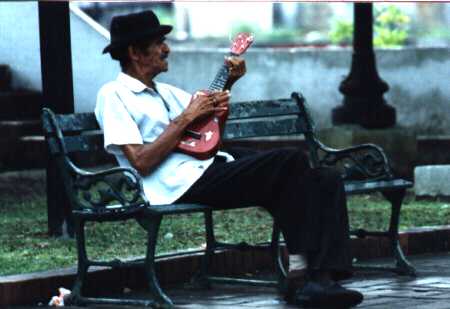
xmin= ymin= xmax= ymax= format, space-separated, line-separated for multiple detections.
xmin=102 ymin=10 xmax=172 ymax=54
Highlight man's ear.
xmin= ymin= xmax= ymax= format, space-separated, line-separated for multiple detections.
xmin=128 ymin=45 xmax=140 ymax=62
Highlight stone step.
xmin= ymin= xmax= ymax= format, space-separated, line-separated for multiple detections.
xmin=0 ymin=135 xmax=46 ymax=170
xmin=0 ymin=64 xmax=12 ymax=91
xmin=0 ymin=120 xmax=42 ymax=139
xmin=0 ymin=135 xmax=114 ymax=171
xmin=0 ymin=135 xmax=105 ymax=170
xmin=0 ymin=119 xmax=45 ymax=170
xmin=0 ymin=89 xmax=43 ymax=120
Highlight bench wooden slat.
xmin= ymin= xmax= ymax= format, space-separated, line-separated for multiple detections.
xmin=223 ymin=116 xmax=308 ymax=140
xmin=47 ymin=133 xmax=104 ymax=154
xmin=47 ymin=116 xmax=308 ymax=153
xmin=43 ymin=99 xmax=300 ymax=135
xmin=145 ymin=203 xmax=210 ymax=215
xmin=344 ymin=179 xmax=413 ymax=195
xmin=228 ymin=99 xmax=299 ymax=120
xmin=43 ymin=113 xmax=99 ymax=134
xmin=146 ymin=202 xmax=259 ymax=215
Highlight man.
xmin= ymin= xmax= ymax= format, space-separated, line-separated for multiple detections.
xmin=95 ymin=10 xmax=363 ymax=308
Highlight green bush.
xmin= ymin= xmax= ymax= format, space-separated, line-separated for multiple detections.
xmin=374 ymin=5 xmax=411 ymax=47
xmin=328 ymin=5 xmax=411 ymax=47
xmin=329 ymin=20 xmax=353 ymax=45
xmin=260 ymin=28 xmax=302 ymax=43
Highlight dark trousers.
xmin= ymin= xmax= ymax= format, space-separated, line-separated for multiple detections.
xmin=177 ymin=148 xmax=352 ymax=279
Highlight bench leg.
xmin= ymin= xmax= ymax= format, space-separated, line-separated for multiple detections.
xmin=271 ymin=222 xmax=287 ymax=292
xmin=194 ymin=210 xmax=214 ymax=288
xmin=144 ymin=215 xmax=174 ymax=307
xmin=70 ymin=218 xmax=88 ymax=304
xmin=70 ymin=215 xmax=167 ymax=307
xmin=383 ymin=189 xmax=417 ymax=276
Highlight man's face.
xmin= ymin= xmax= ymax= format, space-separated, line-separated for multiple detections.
xmin=135 ymin=36 xmax=170 ymax=77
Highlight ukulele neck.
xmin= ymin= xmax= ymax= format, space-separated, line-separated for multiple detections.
xmin=208 ymin=52 xmax=237 ymax=92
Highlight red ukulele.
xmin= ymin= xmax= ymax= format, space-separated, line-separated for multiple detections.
xmin=176 ymin=33 xmax=254 ymax=160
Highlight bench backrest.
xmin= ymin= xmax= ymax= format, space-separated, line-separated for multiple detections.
xmin=43 ymin=91 xmax=397 ymax=210
xmin=42 ymin=92 xmax=319 ymax=164
xmin=42 ymin=92 xmax=320 ymax=211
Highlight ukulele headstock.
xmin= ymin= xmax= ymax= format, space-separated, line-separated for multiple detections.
xmin=230 ymin=32 xmax=254 ymax=56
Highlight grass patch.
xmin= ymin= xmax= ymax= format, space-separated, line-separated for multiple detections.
xmin=1 ymin=170 xmax=450 ymax=276
xmin=347 ymin=193 xmax=450 ymax=231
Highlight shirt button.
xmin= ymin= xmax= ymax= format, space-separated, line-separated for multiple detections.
xmin=199 ymin=165 xmax=204 ymax=169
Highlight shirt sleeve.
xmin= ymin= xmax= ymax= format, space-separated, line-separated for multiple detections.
xmin=95 ymin=85 xmax=143 ymax=156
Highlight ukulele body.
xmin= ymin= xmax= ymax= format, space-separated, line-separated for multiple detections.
xmin=177 ymin=107 xmax=228 ymax=160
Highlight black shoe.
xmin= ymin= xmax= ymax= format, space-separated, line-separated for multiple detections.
xmin=293 ymin=281 xmax=363 ymax=308
xmin=283 ymin=270 xmax=308 ymax=304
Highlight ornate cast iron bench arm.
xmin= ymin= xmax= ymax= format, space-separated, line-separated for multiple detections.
xmin=291 ymin=93 xmax=415 ymax=276
xmin=42 ymin=107 xmax=149 ymax=217
xmin=291 ymin=92 xmax=393 ymax=181
xmin=307 ymin=136 xmax=415 ymax=276
xmin=313 ymin=139 xmax=394 ymax=181
xmin=66 ymin=160 xmax=149 ymax=217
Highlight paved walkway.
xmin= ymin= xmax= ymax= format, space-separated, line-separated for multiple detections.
xmin=9 ymin=253 xmax=450 ymax=308
xmin=167 ymin=253 xmax=450 ymax=308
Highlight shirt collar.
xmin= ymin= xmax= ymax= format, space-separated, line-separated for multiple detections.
xmin=116 ymin=72 xmax=157 ymax=94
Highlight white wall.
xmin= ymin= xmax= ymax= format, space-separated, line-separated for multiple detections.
xmin=0 ymin=2 xmax=42 ymax=90
xmin=69 ymin=5 xmax=120 ymax=113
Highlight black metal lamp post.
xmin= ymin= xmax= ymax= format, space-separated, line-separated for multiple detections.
xmin=332 ymin=3 xmax=396 ymax=129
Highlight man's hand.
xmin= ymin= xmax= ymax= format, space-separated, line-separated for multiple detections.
xmin=121 ymin=90 xmax=228 ymax=175
xmin=182 ymin=90 xmax=230 ymax=123
xmin=225 ymin=56 xmax=246 ymax=90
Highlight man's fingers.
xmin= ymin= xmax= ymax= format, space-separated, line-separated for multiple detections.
xmin=215 ymin=90 xmax=231 ymax=99
xmin=214 ymin=96 xmax=230 ymax=107
xmin=206 ymin=91 xmax=230 ymax=106
xmin=192 ymin=90 xmax=229 ymax=111
xmin=214 ymin=106 xmax=228 ymax=112
xmin=214 ymin=93 xmax=230 ymax=102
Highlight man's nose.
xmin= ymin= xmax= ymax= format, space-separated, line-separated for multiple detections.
xmin=163 ymin=43 xmax=170 ymax=53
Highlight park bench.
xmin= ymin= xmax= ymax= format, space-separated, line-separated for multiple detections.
xmin=42 ymin=92 xmax=414 ymax=307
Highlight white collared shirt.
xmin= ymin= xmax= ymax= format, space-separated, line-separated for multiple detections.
xmin=95 ymin=72 xmax=233 ymax=205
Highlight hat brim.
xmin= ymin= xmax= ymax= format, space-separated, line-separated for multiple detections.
xmin=102 ymin=25 xmax=172 ymax=54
